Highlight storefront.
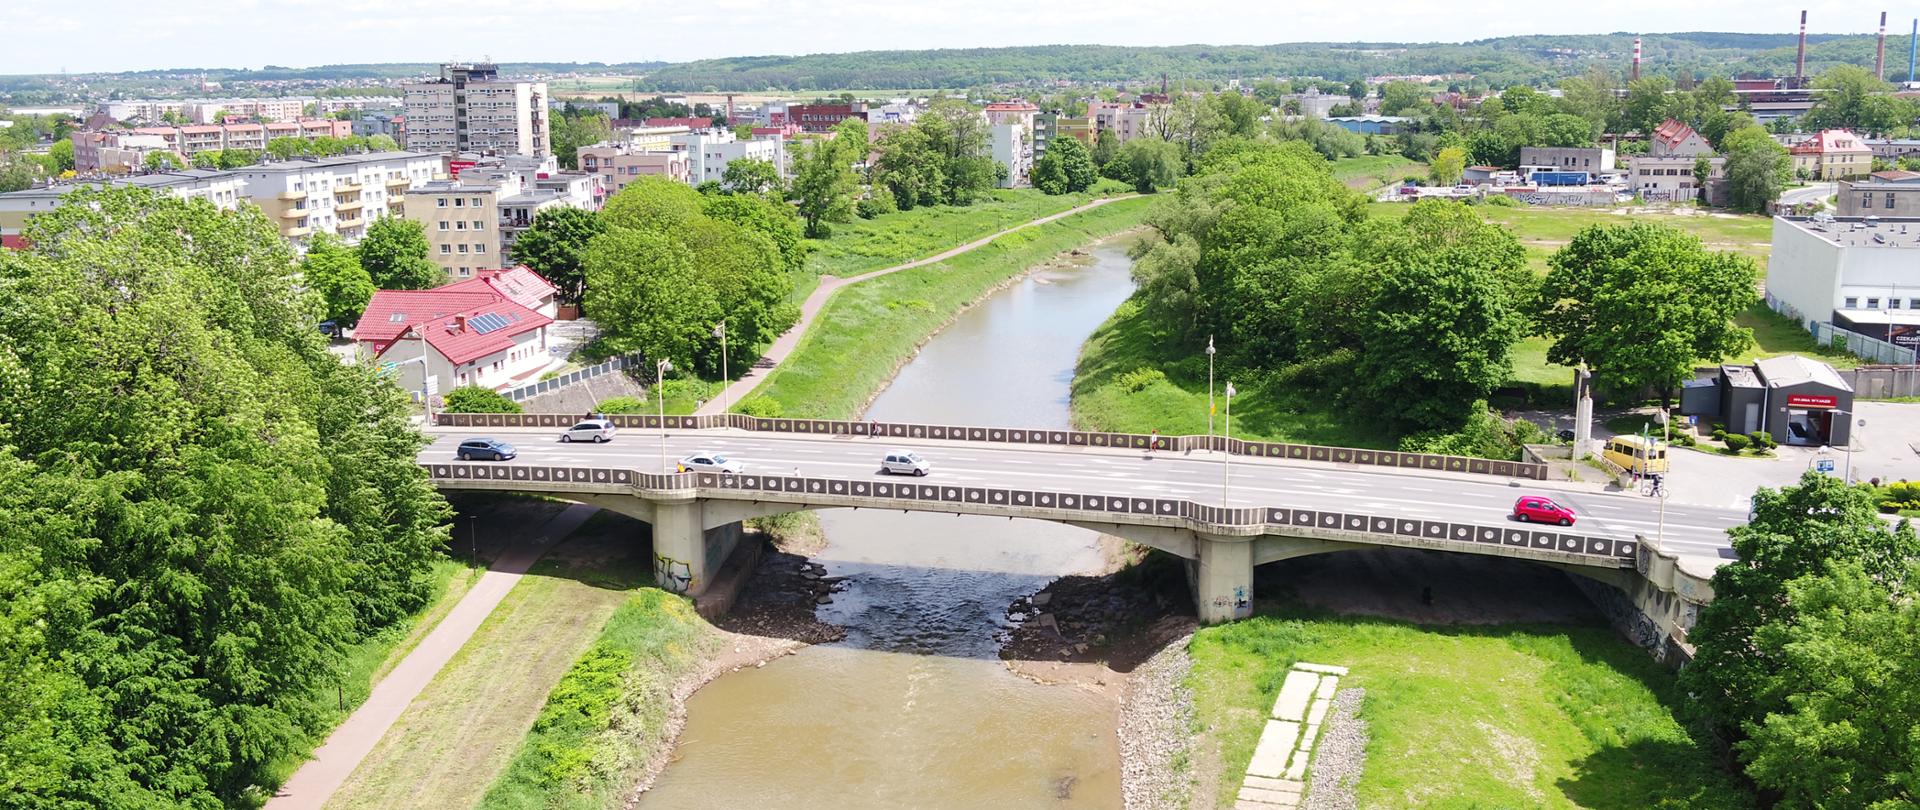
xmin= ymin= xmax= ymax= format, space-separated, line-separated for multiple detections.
xmin=1687 ymin=354 xmax=1855 ymax=447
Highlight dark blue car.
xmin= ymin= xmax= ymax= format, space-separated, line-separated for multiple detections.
xmin=456 ymin=438 xmax=517 ymax=461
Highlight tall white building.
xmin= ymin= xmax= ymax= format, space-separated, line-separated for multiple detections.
xmin=402 ymin=63 xmax=552 ymax=158
xmin=669 ymin=130 xmax=787 ymax=186
xmin=1767 ymin=214 xmax=1920 ymax=354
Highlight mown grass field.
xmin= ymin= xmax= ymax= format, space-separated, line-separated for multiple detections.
xmin=749 ymin=194 xmax=1154 ymax=418
xmin=1330 ymin=155 xmax=1424 ymax=190
xmin=1188 ymin=604 xmax=1750 ymax=809
xmin=793 ymin=188 xmax=1126 ymax=302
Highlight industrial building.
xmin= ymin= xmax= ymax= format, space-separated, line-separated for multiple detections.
xmin=1683 ymin=356 xmax=1855 ymax=447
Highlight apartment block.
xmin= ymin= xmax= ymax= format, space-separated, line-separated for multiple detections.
xmin=71 ymin=120 xmax=353 ymax=172
xmin=578 ymin=143 xmax=692 ymax=193
xmin=0 ymin=170 xmax=247 ymax=247
xmin=671 ymin=130 xmax=786 ymax=185
xmin=986 ymin=102 xmax=1038 ymax=188
xmin=237 ymin=151 xmax=442 ymax=245
xmin=403 ymin=63 xmax=552 ymax=157
xmin=405 ymin=154 xmax=599 ymax=278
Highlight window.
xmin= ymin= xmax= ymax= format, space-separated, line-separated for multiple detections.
xmin=473 ymin=220 xmax=483 ymax=230
xmin=1845 ymin=296 xmax=1859 ymax=308
xmin=1867 ymin=298 xmax=1881 ymax=309
xmin=454 ymin=198 xmax=464 ymax=207
xmin=472 ymin=197 xmax=484 ymax=207
xmin=455 ymin=221 xmax=466 ymax=230
xmin=438 ymin=221 xmax=448 ymax=231
xmin=1889 ymin=193 xmax=1898 ymax=208
xmin=437 ymin=198 xmax=447 ymax=207
xmin=1863 ymin=193 xmax=1875 ymax=209
xmin=458 ymin=267 xmax=470 ymax=276
xmin=440 ymin=244 xmax=451 ymax=255
xmin=475 ymin=244 xmax=486 ymax=254
xmin=457 ymin=244 xmax=469 ymax=254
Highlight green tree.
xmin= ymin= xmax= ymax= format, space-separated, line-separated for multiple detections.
xmin=0 ymin=187 xmax=447 ymax=809
xmin=1049 ymin=136 xmax=1099 ymax=193
xmin=700 ymin=192 xmax=809 ymax=274
xmin=871 ymin=123 xmax=945 ymax=210
xmin=1429 ymin=146 xmax=1466 ymax=184
xmin=368 ymin=134 xmax=399 ymax=151
xmin=217 ymin=149 xmax=260 ymax=169
xmin=1379 ymin=80 xmax=1430 ymax=116
xmin=1803 ymin=65 xmax=1908 ymax=134
xmin=1538 ymin=113 xmax=1596 ymax=147
xmin=266 ymin=136 xmax=309 ymax=160
xmin=721 ymin=157 xmax=783 ymax=195
xmin=1031 ymin=144 xmax=1069 ymax=194
xmin=191 ymin=151 xmax=218 ymax=169
xmin=1119 ymin=138 xmax=1183 ymax=193
xmin=1623 ymin=75 xmax=1680 ymax=134
xmin=1722 ymin=125 xmax=1792 ymax=213
xmin=601 ymin=175 xmax=706 ymax=234
xmin=142 ymin=150 xmax=183 ymax=171
xmin=1091 ymin=128 xmax=1120 ymax=169
xmin=1536 ymin=223 xmax=1759 ymax=397
xmin=48 ymin=139 xmax=73 ymax=173
xmin=510 ymin=206 xmax=605 ymax=304
xmin=442 ymin=385 xmax=523 ymax=413
xmin=1347 ymin=79 xmax=1368 ymax=100
xmin=302 ymin=232 xmax=376 ymax=324
xmin=790 ymin=137 xmax=857 ymax=237
xmin=582 ymin=228 xmax=723 ymax=365
xmin=356 ymin=216 xmax=442 ymax=290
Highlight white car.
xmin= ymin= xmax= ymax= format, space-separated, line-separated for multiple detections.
xmin=560 ymin=418 xmax=617 ymax=443
xmin=880 ymin=449 xmax=932 ymax=476
xmin=678 ymin=452 xmax=743 ymax=473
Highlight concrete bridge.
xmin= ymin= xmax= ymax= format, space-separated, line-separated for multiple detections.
xmin=419 ymin=413 xmax=1735 ymax=654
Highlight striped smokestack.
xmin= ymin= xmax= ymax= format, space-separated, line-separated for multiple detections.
xmin=1877 ymin=12 xmax=1888 ymax=78
xmin=1632 ymin=37 xmax=1642 ymax=81
xmin=1797 ymin=10 xmax=1809 ymax=80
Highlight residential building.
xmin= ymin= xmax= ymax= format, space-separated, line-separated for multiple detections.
xmin=985 ymin=102 xmax=1038 ymax=188
xmin=1791 ymin=129 xmax=1873 ymax=180
xmin=865 ymin=101 xmax=921 ymax=126
xmin=578 ymin=142 xmax=692 ymax=193
xmin=95 ymin=99 xmax=187 ymax=123
xmin=1088 ymin=101 xmax=1164 ymax=142
xmin=609 ymin=124 xmax=693 ymax=150
xmin=554 ymin=100 xmax=620 ymax=118
xmin=1326 ymin=115 xmax=1410 ymax=136
xmin=1865 ymin=137 xmax=1920 ymax=161
xmin=356 ymin=266 xmax=559 ymax=395
xmin=238 ymin=151 xmax=442 ymax=245
xmin=69 ymin=119 xmax=352 ymax=172
xmin=644 ymin=116 xmax=715 ymax=129
xmin=184 ymin=97 xmax=312 ymax=124
xmin=1648 ymin=119 xmax=1713 ymax=156
xmin=1053 ymin=116 xmax=1095 ymax=146
xmin=1839 ymin=171 xmax=1920 ymax=216
xmin=775 ymin=102 xmax=867 ymax=133
xmin=402 ymin=63 xmax=552 ymax=157
xmin=351 ymin=109 xmax=405 ymax=139
xmin=1766 ymin=214 xmax=1920 ymax=352
xmin=0 ymin=169 xmax=249 ymax=247
xmin=1517 ymin=146 xmax=1615 ymax=172
xmin=671 ymin=129 xmax=786 ymax=185
xmin=406 ymin=181 xmax=506 ymax=279
xmin=1629 ymin=119 xmax=1722 ymax=201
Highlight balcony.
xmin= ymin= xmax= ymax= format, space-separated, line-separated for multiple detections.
xmin=278 ymin=189 xmax=306 ymax=200
xmin=386 ymin=176 xmax=412 ymax=188
xmin=285 ymin=225 xmax=312 ymax=237
xmin=335 ymin=198 xmax=364 ymax=212
xmin=335 ymin=180 xmax=362 ymax=192
xmin=278 ymin=207 xmax=307 ymax=219
xmin=337 ymin=211 xmax=364 ymax=227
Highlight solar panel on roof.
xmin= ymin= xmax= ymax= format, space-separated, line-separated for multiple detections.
xmin=469 ymin=312 xmax=511 ymax=334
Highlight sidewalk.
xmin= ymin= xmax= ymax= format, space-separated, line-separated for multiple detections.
xmin=695 ymin=195 xmax=1130 ymax=416
xmin=265 ymin=503 xmax=600 ymax=810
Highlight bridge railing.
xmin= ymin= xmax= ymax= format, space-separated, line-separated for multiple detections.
xmin=420 ymin=463 xmax=1628 ymax=563
xmin=433 ymin=412 xmax=1549 ymax=481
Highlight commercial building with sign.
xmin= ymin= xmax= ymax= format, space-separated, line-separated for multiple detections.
xmin=1767 ymin=214 xmax=1920 ymax=353
xmin=1686 ymin=355 xmax=1855 ymax=446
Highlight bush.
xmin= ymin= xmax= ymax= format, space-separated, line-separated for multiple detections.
xmin=1396 ymin=405 xmax=1529 ymax=461
xmin=1091 ymin=177 xmax=1134 ymax=196
xmin=443 ymin=385 xmax=522 ymax=413
xmin=596 ymin=396 xmax=648 ymax=414
xmin=1711 ymin=428 xmax=1727 ymax=442
xmin=1748 ymin=431 xmax=1776 ymax=450
xmin=1484 ymin=194 xmax=1519 ymax=207
xmin=1722 ymin=433 xmax=1751 ymax=452
xmin=735 ymin=395 xmax=782 ymax=417
xmin=855 ymin=188 xmax=897 ymax=219
xmin=1117 ymin=367 xmax=1167 ymax=393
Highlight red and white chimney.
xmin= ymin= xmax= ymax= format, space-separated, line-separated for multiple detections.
xmin=1797 ymin=10 xmax=1809 ymax=80
xmin=1877 ymin=12 xmax=1889 ymax=78
xmin=1632 ymin=38 xmax=1642 ymax=81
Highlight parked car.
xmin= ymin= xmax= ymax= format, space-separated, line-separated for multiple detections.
xmin=1512 ymin=496 xmax=1576 ymax=526
xmin=678 ymin=452 xmax=743 ymax=473
xmin=880 ymin=449 xmax=932 ymax=476
xmin=456 ymin=438 xmax=517 ymax=461
xmin=560 ymin=418 xmax=617 ymax=443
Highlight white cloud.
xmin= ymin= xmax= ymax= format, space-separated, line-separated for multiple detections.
xmin=0 ymin=0 xmax=1905 ymax=74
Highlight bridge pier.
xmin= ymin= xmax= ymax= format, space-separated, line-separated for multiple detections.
xmin=1191 ymin=534 xmax=1254 ymax=623
xmin=646 ymin=497 xmax=740 ymax=597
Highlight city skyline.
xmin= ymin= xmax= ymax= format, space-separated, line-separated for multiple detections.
xmin=1 ymin=0 xmax=1910 ymax=75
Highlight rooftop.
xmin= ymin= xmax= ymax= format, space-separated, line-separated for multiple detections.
xmin=1780 ymin=214 xmax=1920 ymax=248
xmin=1721 ymin=364 xmax=1762 ymax=389
xmin=1754 ymin=354 xmax=1853 ymax=392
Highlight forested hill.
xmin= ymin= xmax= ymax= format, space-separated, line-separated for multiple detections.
xmin=632 ymin=32 xmax=1904 ymax=90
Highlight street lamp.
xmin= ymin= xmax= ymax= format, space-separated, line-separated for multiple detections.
xmin=1206 ymin=335 xmax=1217 ymax=442
xmin=714 ymin=321 xmax=729 ymax=416
xmin=656 ymin=358 xmax=674 ymax=474
xmin=1831 ymin=409 xmax=1865 ymax=482
xmin=1221 ymin=381 xmax=1236 ymax=508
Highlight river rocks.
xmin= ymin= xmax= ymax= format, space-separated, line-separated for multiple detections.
xmin=1302 ymin=688 xmax=1367 ymax=810
xmin=1001 ymin=566 xmax=1184 ymax=665
xmin=1119 ymin=626 xmax=1196 ymax=810
xmin=715 ymin=545 xmax=845 ymax=646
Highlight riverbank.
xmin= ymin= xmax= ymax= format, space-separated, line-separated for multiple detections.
xmin=745 ymin=194 xmax=1153 ymax=418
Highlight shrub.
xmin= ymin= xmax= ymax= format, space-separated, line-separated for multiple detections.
xmin=1091 ymin=177 xmax=1134 ymax=196
xmin=1748 ymin=431 xmax=1776 ymax=450
xmin=855 ymin=188 xmax=897 ymax=219
xmin=1117 ymin=367 xmax=1167 ymax=393
xmin=442 ymin=385 xmax=522 ymax=413
xmin=1722 ymin=433 xmax=1751 ymax=452
xmin=596 ymin=396 xmax=648 ymax=414
xmin=1484 ymin=194 xmax=1519 ymax=207
xmin=1711 ymin=428 xmax=1727 ymax=442
xmin=735 ymin=395 xmax=782 ymax=417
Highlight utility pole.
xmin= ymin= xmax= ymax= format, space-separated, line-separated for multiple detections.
xmin=1222 ymin=382 xmax=1236 ymax=507
xmin=656 ymin=358 xmax=674 ymax=474
xmin=715 ymin=321 xmax=729 ymax=415
xmin=1206 ymin=335 xmax=1216 ymax=441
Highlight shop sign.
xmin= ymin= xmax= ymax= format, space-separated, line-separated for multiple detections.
xmin=1787 ymin=394 xmax=1838 ymax=409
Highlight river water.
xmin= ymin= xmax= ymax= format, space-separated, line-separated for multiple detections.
xmin=641 ymin=242 xmax=1138 ymax=808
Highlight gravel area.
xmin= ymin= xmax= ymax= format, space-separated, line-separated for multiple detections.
xmin=1303 ymin=687 xmax=1368 ymax=810
xmin=1118 ymin=628 xmax=1196 ymax=810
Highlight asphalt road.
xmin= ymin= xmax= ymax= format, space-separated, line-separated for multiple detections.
xmin=420 ymin=425 xmax=1746 ymax=568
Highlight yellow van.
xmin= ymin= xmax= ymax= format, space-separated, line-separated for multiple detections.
xmin=1603 ymin=435 xmax=1669 ymax=475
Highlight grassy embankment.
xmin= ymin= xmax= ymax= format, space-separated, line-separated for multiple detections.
xmin=1330 ymin=155 xmax=1424 ymax=191
xmin=1187 ymin=605 xmax=1750 ymax=808
xmin=264 ymin=559 xmax=477 ymax=787
xmin=749 ymin=194 xmax=1154 ymax=418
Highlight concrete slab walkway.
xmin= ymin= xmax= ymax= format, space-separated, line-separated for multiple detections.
xmin=265 ymin=503 xmax=600 ymax=810
xmin=1238 ymin=662 xmax=1348 ymax=809
xmin=694 ymin=195 xmax=1131 ymax=416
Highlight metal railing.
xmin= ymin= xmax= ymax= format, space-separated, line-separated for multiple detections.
xmin=498 ymin=353 xmax=643 ymax=402
xmin=421 ymin=462 xmax=1630 ymax=563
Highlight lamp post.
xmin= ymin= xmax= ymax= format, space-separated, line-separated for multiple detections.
xmin=1831 ymin=409 xmax=1864 ymax=482
xmin=1222 ymin=381 xmax=1236 ymax=507
xmin=714 ymin=321 xmax=729 ymax=415
xmin=1657 ymin=409 xmax=1670 ymax=545
xmin=656 ymin=358 xmax=674 ymax=474
xmin=1206 ymin=335 xmax=1217 ymax=442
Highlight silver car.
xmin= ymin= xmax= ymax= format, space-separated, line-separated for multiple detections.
xmin=560 ymin=418 xmax=617 ymax=443
xmin=880 ymin=449 xmax=931 ymax=476
xmin=678 ymin=452 xmax=743 ymax=473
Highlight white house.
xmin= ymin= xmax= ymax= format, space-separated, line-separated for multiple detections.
xmin=669 ymin=129 xmax=788 ymax=185
xmin=356 ymin=266 xmax=560 ymax=395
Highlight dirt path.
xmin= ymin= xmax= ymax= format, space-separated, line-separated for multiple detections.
xmin=695 ymin=195 xmax=1132 ymax=416
xmin=265 ymin=503 xmax=599 ymax=810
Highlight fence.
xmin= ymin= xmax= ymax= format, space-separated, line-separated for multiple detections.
xmin=1840 ymin=365 xmax=1920 ymax=399
xmin=433 ymin=412 xmax=1551 ymax=481
xmin=500 ymin=353 xmax=644 ymax=402
xmin=421 ymin=463 xmax=1631 ymax=563
xmin=1811 ymin=322 xmax=1916 ymax=366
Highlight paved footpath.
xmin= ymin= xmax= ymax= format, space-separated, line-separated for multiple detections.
xmin=695 ymin=195 xmax=1131 ymax=416
xmin=265 ymin=503 xmax=600 ymax=810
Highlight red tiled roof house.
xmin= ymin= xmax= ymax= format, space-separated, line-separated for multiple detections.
xmin=356 ymin=265 xmax=558 ymax=395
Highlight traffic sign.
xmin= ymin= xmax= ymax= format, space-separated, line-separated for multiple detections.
xmin=1816 ymin=458 xmax=1836 ymax=473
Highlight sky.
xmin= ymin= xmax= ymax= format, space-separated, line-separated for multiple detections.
xmin=0 ymin=0 xmax=1906 ymax=75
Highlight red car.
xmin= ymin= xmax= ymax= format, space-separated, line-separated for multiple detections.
xmin=1512 ymin=496 xmax=1576 ymax=526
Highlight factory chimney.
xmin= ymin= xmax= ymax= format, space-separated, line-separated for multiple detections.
xmin=1631 ymin=37 xmax=1642 ymax=81
xmin=1877 ymin=12 xmax=1889 ymax=79
xmin=1796 ymin=10 xmax=1809 ymax=81
xmin=1910 ymin=18 xmax=1918 ymax=83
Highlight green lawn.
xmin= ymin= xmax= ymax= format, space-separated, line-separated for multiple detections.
xmin=1071 ymin=299 xmax=1396 ymax=449
xmin=1330 ymin=155 xmax=1424 ymax=190
xmin=798 ymin=188 xmax=1126 ymax=298
xmin=747 ymin=195 xmax=1153 ymax=418
xmin=1365 ymin=202 xmax=1774 ymax=263
xmin=1188 ymin=606 xmax=1750 ymax=809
